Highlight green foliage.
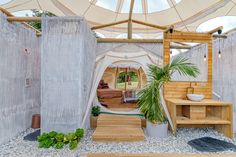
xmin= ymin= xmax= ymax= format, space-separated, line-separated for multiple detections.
xmin=53 ymin=142 xmax=64 ymax=149
xmin=91 ymin=106 xmax=100 ymax=117
xmin=48 ymin=131 xmax=57 ymax=138
xmin=28 ymin=9 xmax=56 ymax=31
xmin=69 ymin=140 xmax=78 ymax=150
xmin=138 ymin=57 xmax=200 ymax=124
xmin=75 ymin=128 xmax=84 ymax=139
xmin=117 ymin=71 xmax=138 ymax=83
xmin=37 ymin=128 xmax=84 ymax=150
xmin=55 ymin=133 xmax=64 ymax=142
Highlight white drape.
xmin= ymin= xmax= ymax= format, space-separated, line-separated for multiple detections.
xmin=82 ymin=43 xmax=174 ymax=130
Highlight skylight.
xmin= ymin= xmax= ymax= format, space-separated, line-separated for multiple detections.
xmin=121 ymin=0 xmax=143 ymax=13
xmin=0 ymin=0 xmax=12 ymax=5
xmin=12 ymin=10 xmax=35 ymax=17
xmin=96 ymin=0 xmax=117 ymax=11
xmin=197 ymin=16 xmax=236 ymax=34
xmin=147 ymin=0 xmax=170 ymax=13
xmin=90 ymin=0 xmax=182 ymax=13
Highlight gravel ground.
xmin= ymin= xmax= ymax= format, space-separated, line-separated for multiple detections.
xmin=0 ymin=128 xmax=236 ymax=157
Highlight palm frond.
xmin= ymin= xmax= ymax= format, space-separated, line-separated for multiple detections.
xmin=169 ymin=56 xmax=200 ymax=78
xmin=138 ymin=56 xmax=200 ymax=124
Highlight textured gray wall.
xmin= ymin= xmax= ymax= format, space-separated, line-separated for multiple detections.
xmin=212 ymin=32 xmax=236 ymax=132
xmin=41 ymin=17 xmax=96 ymax=133
xmin=0 ymin=13 xmax=40 ymax=144
xmin=171 ymin=44 xmax=208 ymax=82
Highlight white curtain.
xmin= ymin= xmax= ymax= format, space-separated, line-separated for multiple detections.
xmin=82 ymin=43 xmax=174 ymax=130
xmin=0 ymin=13 xmax=40 ymax=144
xmin=96 ymin=43 xmax=163 ymax=58
xmin=41 ymin=17 xmax=96 ymax=133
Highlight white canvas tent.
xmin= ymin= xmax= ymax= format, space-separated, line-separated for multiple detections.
xmin=81 ymin=43 xmax=174 ymax=130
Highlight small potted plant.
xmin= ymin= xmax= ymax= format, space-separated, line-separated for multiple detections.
xmin=90 ymin=106 xmax=101 ymax=128
xmin=138 ymin=57 xmax=199 ymax=138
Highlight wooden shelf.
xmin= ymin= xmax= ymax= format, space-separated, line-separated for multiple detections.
xmin=176 ymin=116 xmax=231 ymax=125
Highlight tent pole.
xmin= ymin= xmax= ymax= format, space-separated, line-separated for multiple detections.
xmin=115 ymin=67 xmax=119 ymax=88
xmin=91 ymin=20 xmax=129 ymax=30
xmin=125 ymin=68 xmax=127 ymax=91
xmin=128 ymin=0 xmax=134 ymax=39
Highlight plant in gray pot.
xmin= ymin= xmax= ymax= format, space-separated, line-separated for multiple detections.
xmin=90 ymin=106 xmax=101 ymax=128
xmin=138 ymin=57 xmax=199 ymax=138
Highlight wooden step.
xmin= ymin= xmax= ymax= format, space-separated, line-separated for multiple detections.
xmin=92 ymin=127 xmax=145 ymax=142
xmin=97 ymin=114 xmax=141 ymax=127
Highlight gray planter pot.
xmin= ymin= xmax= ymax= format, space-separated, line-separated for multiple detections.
xmin=146 ymin=121 xmax=168 ymax=138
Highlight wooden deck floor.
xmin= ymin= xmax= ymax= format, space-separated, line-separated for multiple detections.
xmin=92 ymin=114 xmax=145 ymax=142
xmin=87 ymin=153 xmax=236 ymax=157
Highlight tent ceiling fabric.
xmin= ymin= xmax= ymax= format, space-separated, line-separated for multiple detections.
xmin=1 ymin=0 xmax=236 ymax=35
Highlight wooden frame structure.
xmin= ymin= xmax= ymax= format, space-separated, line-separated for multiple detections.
xmin=163 ymin=31 xmax=213 ymax=98
xmin=163 ymin=31 xmax=233 ymax=138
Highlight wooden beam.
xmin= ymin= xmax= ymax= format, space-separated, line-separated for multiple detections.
xmin=0 ymin=7 xmax=41 ymax=34
xmin=0 ymin=7 xmax=13 ymax=16
xmin=97 ymin=38 xmax=191 ymax=49
xmin=129 ymin=0 xmax=135 ymax=20
xmin=97 ymin=38 xmax=163 ymax=43
xmin=207 ymin=26 xmax=223 ymax=34
xmin=7 ymin=16 xmax=41 ymax=22
xmin=132 ymin=20 xmax=167 ymax=30
xmin=91 ymin=20 xmax=128 ymax=30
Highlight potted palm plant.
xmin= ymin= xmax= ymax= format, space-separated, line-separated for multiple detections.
xmin=138 ymin=57 xmax=199 ymax=138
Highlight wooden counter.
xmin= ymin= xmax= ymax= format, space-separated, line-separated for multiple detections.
xmin=165 ymin=98 xmax=233 ymax=138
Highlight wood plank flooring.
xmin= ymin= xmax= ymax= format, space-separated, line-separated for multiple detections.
xmin=92 ymin=114 xmax=145 ymax=142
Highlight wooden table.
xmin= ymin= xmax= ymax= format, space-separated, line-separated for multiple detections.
xmin=165 ymin=98 xmax=233 ymax=138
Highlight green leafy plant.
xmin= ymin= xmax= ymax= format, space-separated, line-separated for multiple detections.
xmin=138 ymin=57 xmax=200 ymax=124
xmin=75 ymin=128 xmax=84 ymax=139
xmin=37 ymin=128 xmax=84 ymax=150
xmin=28 ymin=10 xmax=56 ymax=31
xmin=69 ymin=140 xmax=78 ymax=150
xmin=91 ymin=106 xmax=101 ymax=117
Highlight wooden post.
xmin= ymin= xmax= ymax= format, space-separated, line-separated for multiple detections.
xmin=128 ymin=0 xmax=135 ymax=39
xmin=128 ymin=20 xmax=132 ymax=39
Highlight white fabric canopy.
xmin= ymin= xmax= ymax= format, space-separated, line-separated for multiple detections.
xmin=1 ymin=0 xmax=236 ymax=37
xmin=82 ymin=43 xmax=173 ymax=130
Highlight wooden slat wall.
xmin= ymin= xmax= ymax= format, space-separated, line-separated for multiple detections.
xmin=163 ymin=32 xmax=213 ymax=99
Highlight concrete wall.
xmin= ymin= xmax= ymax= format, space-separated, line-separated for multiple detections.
xmin=41 ymin=17 xmax=96 ymax=133
xmin=212 ymin=32 xmax=236 ymax=133
xmin=0 ymin=13 xmax=40 ymax=144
